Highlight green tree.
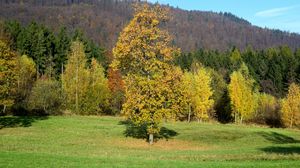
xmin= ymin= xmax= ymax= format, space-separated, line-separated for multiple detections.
xmin=15 ymin=55 xmax=36 ymax=105
xmin=230 ymin=47 xmax=242 ymax=70
xmin=208 ymin=68 xmax=228 ymax=122
xmin=62 ymin=41 xmax=89 ymax=114
xmin=54 ymin=26 xmax=71 ymax=75
xmin=27 ymin=77 xmax=64 ymax=115
xmin=83 ymin=58 xmax=110 ymax=114
xmin=111 ymin=4 xmax=180 ymax=144
xmin=0 ymin=40 xmax=18 ymax=113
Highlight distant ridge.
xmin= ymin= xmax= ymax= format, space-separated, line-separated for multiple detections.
xmin=0 ymin=0 xmax=299 ymax=51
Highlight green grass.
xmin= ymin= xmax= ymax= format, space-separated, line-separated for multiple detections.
xmin=1 ymin=116 xmax=300 ymax=167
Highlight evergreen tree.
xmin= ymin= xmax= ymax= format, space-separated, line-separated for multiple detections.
xmin=54 ymin=26 xmax=71 ymax=75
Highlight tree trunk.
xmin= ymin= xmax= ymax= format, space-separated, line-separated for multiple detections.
xmin=188 ymin=104 xmax=191 ymax=123
xmin=240 ymin=116 xmax=243 ymax=124
xmin=36 ymin=64 xmax=39 ymax=79
xmin=149 ymin=133 xmax=154 ymax=145
xmin=2 ymin=105 xmax=6 ymax=114
xmin=234 ymin=112 xmax=237 ymax=124
xmin=75 ymin=60 xmax=79 ymax=114
xmin=61 ymin=64 xmax=64 ymax=89
xmin=290 ymin=116 xmax=293 ymax=128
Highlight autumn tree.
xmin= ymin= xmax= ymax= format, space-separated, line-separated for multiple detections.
xmin=83 ymin=58 xmax=110 ymax=114
xmin=181 ymin=64 xmax=214 ymax=122
xmin=180 ymin=71 xmax=193 ymax=122
xmin=111 ymin=4 xmax=180 ymax=144
xmin=0 ymin=40 xmax=18 ymax=114
xmin=256 ymin=93 xmax=280 ymax=126
xmin=108 ymin=67 xmax=125 ymax=115
xmin=281 ymin=83 xmax=300 ymax=128
xmin=27 ymin=76 xmax=64 ymax=115
xmin=230 ymin=48 xmax=242 ymax=70
xmin=228 ymin=63 xmax=258 ymax=124
xmin=15 ymin=55 xmax=36 ymax=104
xmin=62 ymin=41 xmax=89 ymax=114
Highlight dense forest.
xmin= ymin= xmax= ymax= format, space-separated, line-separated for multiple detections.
xmin=1 ymin=0 xmax=300 ymax=51
xmin=1 ymin=2 xmax=300 ymax=136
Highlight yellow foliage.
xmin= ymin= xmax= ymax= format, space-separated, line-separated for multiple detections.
xmin=111 ymin=4 xmax=180 ymax=135
xmin=16 ymin=55 xmax=36 ymax=99
xmin=281 ymin=83 xmax=300 ymax=128
xmin=228 ymin=65 xmax=257 ymax=123
xmin=182 ymin=65 xmax=214 ymax=122
xmin=0 ymin=40 xmax=18 ymax=109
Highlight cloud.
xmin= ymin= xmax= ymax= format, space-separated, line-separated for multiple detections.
xmin=255 ymin=6 xmax=296 ymax=18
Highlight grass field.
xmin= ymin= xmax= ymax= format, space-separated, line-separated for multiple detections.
xmin=1 ymin=116 xmax=300 ymax=167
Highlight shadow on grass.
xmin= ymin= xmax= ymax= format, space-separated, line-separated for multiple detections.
xmin=0 ymin=116 xmax=48 ymax=129
xmin=119 ymin=120 xmax=178 ymax=140
xmin=260 ymin=146 xmax=300 ymax=155
xmin=257 ymin=131 xmax=300 ymax=144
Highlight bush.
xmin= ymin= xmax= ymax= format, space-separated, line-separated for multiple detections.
xmin=27 ymin=77 xmax=64 ymax=115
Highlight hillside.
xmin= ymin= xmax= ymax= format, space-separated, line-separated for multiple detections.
xmin=1 ymin=0 xmax=300 ymax=51
xmin=1 ymin=116 xmax=300 ymax=167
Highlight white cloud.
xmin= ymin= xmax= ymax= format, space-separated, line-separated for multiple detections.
xmin=255 ymin=6 xmax=296 ymax=17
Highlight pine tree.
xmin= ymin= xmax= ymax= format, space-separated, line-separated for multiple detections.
xmin=54 ymin=26 xmax=70 ymax=75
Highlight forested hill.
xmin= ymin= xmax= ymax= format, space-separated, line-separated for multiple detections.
xmin=1 ymin=0 xmax=300 ymax=51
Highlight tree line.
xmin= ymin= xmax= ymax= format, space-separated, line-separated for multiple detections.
xmin=1 ymin=4 xmax=300 ymax=144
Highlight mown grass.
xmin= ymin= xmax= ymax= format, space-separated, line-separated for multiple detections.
xmin=1 ymin=116 xmax=300 ymax=167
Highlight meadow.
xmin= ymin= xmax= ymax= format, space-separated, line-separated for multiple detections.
xmin=1 ymin=116 xmax=300 ymax=167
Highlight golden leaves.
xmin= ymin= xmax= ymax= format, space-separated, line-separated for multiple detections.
xmin=228 ymin=65 xmax=257 ymax=123
xmin=281 ymin=83 xmax=300 ymax=128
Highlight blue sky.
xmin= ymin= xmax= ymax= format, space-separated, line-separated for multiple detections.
xmin=148 ymin=0 xmax=300 ymax=33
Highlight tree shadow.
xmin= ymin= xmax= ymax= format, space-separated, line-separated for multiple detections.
xmin=260 ymin=146 xmax=300 ymax=155
xmin=256 ymin=131 xmax=300 ymax=144
xmin=0 ymin=116 xmax=48 ymax=129
xmin=119 ymin=120 xmax=178 ymax=141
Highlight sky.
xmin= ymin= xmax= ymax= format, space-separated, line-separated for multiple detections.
xmin=148 ymin=0 xmax=300 ymax=34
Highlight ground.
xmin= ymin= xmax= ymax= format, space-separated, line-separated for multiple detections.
xmin=0 ymin=116 xmax=300 ymax=167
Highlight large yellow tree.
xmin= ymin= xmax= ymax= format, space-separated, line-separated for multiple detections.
xmin=111 ymin=4 xmax=180 ymax=144
xmin=228 ymin=63 xmax=257 ymax=124
xmin=281 ymin=83 xmax=300 ymax=128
